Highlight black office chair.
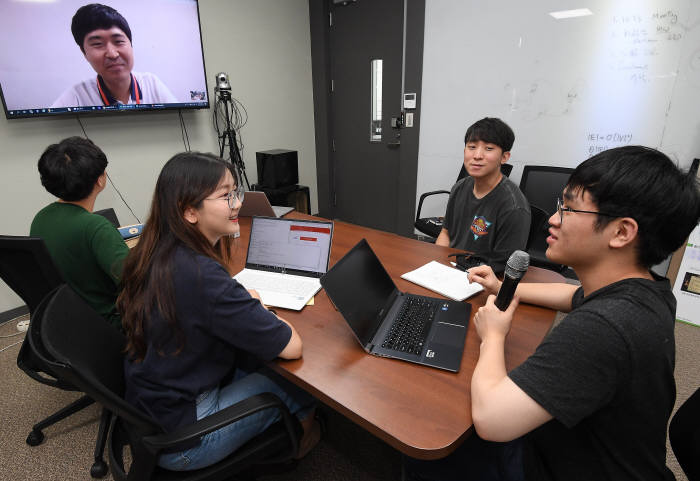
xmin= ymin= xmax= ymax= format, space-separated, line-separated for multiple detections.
xmin=518 ymin=165 xmax=574 ymax=216
xmin=38 ymin=284 xmax=304 ymax=481
xmin=0 ymin=235 xmax=110 ymax=478
xmin=525 ymin=204 xmax=567 ymax=273
xmin=415 ymin=163 xmax=513 ymax=241
xmin=94 ymin=208 xmax=120 ymax=228
xmin=669 ymin=387 xmax=700 ymax=481
xmin=518 ymin=166 xmax=575 ymax=273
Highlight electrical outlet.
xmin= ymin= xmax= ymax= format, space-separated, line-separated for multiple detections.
xmin=16 ymin=320 xmax=29 ymax=332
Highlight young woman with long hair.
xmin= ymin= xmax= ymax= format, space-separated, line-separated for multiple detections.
xmin=118 ymin=152 xmax=318 ymax=471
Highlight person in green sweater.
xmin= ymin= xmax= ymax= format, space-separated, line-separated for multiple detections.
xmin=30 ymin=136 xmax=128 ymax=329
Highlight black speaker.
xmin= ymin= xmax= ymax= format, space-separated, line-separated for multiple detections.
xmin=256 ymin=149 xmax=299 ymax=189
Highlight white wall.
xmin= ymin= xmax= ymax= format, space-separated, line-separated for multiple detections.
xmin=0 ymin=0 xmax=317 ymax=313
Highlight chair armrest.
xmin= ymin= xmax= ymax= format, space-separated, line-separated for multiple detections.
xmin=142 ymin=392 xmax=299 ymax=454
xmin=415 ymin=190 xmax=450 ymax=221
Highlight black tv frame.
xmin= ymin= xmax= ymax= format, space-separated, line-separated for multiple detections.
xmin=0 ymin=1 xmax=210 ymax=120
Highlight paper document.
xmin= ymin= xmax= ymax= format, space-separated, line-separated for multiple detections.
xmin=401 ymin=261 xmax=484 ymax=301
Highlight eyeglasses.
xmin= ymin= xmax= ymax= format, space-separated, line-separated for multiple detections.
xmin=206 ymin=186 xmax=245 ymax=209
xmin=556 ymin=198 xmax=619 ymax=224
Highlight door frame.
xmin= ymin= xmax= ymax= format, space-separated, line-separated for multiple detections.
xmin=308 ymin=0 xmax=425 ymax=237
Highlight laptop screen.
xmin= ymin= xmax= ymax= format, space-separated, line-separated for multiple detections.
xmin=320 ymin=239 xmax=397 ymax=346
xmin=245 ymin=217 xmax=333 ymax=276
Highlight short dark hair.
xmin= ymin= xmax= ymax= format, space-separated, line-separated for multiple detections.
xmin=464 ymin=117 xmax=515 ymax=153
xmin=37 ymin=137 xmax=108 ymax=201
xmin=71 ymin=3 xmax=132 ymax=53
xmin=566 ymin=145 xmax=700 ymax=268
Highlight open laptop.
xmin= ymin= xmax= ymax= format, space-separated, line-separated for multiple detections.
xmin=321 ymin=239 xmax=469 ymax=372
xmin=239 ymin=191 xmax=294 ymax=218
xmin=234 ymin=216 xmax=334 ymax=310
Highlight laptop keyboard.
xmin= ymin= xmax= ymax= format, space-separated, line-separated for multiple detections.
xmin=236 ymin=271 xmax=318 ymax=297
xmin=381 ymin=297 xmax=438 ymax=355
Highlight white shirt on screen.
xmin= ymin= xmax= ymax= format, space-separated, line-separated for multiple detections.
xmin=51 ymin=71 xmax=177 ymax=108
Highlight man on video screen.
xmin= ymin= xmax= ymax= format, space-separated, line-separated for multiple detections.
xmin=52 ymin=3 xmax=177 ymax=108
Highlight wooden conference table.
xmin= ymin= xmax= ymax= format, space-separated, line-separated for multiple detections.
xmin=231 ymin=213 xmax=565 ymax=460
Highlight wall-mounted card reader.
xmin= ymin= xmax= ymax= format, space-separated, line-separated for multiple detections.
xmin=403 ymin=93 xmax=417 ymax=109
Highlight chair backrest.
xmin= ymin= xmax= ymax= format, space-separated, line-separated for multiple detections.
xmin=38 ymin=284 xmax=158 ymax=433
xmin=0 ymin=235 xmax=64 ymax=315
xmin=94 ymin=208 xmax=120 ymax=228
xmin=526 ymin=204 xmax=550 ymax=253
xmin=669 ymin=387 xmax=700 ymax=480
xmin=519 ymin=166 xmax=575 ymax=216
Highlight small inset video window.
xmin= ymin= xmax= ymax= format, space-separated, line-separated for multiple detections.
xmin=680 ymin=272 xmax=700 ymax=295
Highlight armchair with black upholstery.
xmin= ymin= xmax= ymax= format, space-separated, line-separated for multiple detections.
xmin=519 ymin=166 xmax=575 ymax=273
xmin=38 ymin=284 xmax=304 ymax=481
xmin=525 ymin=204 xmax=566 ymax=273
xmin=0 ymin=235 xmax=110 ymax=478
xmin=414 ymin=163 xmax=513 ymax=241
xmin=669 ymin=387 xmax=700 ymax=481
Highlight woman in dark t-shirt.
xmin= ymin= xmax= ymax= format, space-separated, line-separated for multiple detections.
xmin=118 ymin=152 xmax=318 ymax=471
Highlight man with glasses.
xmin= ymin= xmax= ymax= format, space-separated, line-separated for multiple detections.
xmin=405 ymin=145 xmax=700 ymax=480
xmin=31 ymin=136 xmax=128 ymax=329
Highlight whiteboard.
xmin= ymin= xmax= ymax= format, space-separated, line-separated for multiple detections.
xmin=416 ymin=0 xmax=700 ymax=218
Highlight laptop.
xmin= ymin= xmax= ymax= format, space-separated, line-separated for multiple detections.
xmin=234 ymin=216 xmax=334 ymax=310
xmin=239 ymin=191 xmax=294 ymax=218
xmin=320 ymin=239 xmax=469 ymax=372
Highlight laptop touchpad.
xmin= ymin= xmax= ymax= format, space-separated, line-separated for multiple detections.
xmin=431 ymin=322 xmax=466 ymax=346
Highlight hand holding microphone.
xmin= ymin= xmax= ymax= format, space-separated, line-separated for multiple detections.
xmin=495 ymin=250 xmax=530 ymax=310
xmin=473 ymin=251 xmax=530 ymax=342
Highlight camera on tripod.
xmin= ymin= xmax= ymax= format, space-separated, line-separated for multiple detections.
xmin=213 ymin=71 xmax=250 ymax=189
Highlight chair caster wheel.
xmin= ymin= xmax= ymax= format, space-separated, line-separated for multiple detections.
xmin=26 ymin=429 xmax=44 ymax=446
xmin=90 ymin=460 xmax=109 ymax=478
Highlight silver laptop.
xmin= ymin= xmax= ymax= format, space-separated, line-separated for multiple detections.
xmin=239 ymin=191 xmax=294 ymax=218
xmin=234 ymin=216 xmax=334 ymax=310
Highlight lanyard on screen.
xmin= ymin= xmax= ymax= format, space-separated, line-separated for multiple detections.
xmin=96 ymin=73 xmax=141 ymax=106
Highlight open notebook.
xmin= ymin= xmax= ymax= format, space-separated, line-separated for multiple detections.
xmin=234 ymin=216 xmax=334 ymax=310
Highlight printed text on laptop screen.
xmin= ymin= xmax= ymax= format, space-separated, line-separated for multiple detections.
xmin=248 ymin=218 xmax=332 ymax=272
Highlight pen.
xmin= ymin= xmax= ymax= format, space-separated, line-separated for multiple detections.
xmin=450 ymin=261 xmax=469 ymax=274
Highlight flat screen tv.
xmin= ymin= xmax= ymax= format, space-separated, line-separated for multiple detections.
xmin=0 ymin=0 xmax=209 ymax=119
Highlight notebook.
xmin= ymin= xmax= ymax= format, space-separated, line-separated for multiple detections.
xmin=234 ymin=216 xmax=334 ymax=310
xmin=401 ymin=261 xmax=483 ymax=301
xmin=320 ymin=239 xmax=470 ymax=372
xmin=238 ymin=191 xmax=294 ymax=218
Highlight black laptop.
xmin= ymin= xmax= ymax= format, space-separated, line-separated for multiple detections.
xmin=320 ymin=239 xmax=470 ymax=372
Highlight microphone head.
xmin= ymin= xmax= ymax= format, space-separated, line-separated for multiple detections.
xmin=504 ymin=250 xmax=530 ymax=279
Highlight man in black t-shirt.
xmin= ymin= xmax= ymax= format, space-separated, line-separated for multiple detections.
xmin=405 ymin=146 xmax=700 ymax=481
xmin=436 ymin=118 xmax=530 ymax=273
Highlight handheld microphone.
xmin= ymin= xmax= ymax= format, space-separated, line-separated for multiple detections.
xmin=495 ymin=250 xmax=530 ymax=311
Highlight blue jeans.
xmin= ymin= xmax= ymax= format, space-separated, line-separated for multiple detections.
xmin=158 ymin=366 xmax=314 ymax=471
xmin=403 ymin=434 xmax=524 ymax=481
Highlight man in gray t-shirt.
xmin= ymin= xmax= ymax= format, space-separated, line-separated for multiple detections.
xmin=437 ymin=117 xmax=530 ymax=273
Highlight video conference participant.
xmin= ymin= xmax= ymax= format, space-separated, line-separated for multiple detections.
xmin=436 ymin=117 xmax=530 ymax=273
xmin=30 ymin=136 xmax=129 ymax=329
xmin=406 ymin=146 xmax=700 ymax=481
xmin=51 ymin=3 xmax=177 ymax=108
xmin=118 ymin=152 xmax=320 ymax=471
